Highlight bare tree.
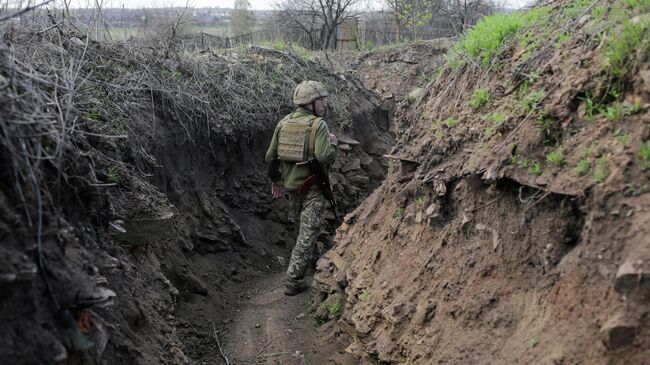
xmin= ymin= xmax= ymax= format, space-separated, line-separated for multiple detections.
xmin=435 ymin=0 xmax=495 ymax=34
xmin=274 ymin=0 xmax=362 ymax=50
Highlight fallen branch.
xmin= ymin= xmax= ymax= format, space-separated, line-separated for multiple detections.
xmin=256 ymin=339 xmax=272 ymax=357
xmin=211 ymin=322 xmax=230 ymax=365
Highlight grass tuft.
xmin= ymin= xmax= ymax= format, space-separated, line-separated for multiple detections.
xmin=470 ymin=88 xmax=491 ymax=109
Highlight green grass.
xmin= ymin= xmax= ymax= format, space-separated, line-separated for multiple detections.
xmin=535 ymin=114 xmax=558 ymax=144
xmin=84 ymin=111 xmax=102 ymax=122
xmin=484 ymin=113 xmax=507 ymax=138
xmin=603 ymin=0 xmax=650 ymax=78
xmin=640 ymin=140 xmax=650 ymax=170
xmin=328 ymin=297 xmax=341 ymax=319
xmin=470 ymin=88 xmax=491 ymax=109
xmin=594 ymin=156 xmax=608 ymax=182
xmin=444 ymin=118 xmax=459 ymax=127
xmin=574 ymin=158 xmax=590 ymax=175
xmin=604 ymin=101 xmax=644 ymax=121
xmin=394 ymin=207 xmax=405 ymax=219
xmin=546 ymin=147 xmax=565 ymax=166
xmin=518 ymin=90 xmax=545 ymax=111
xmin=529 ymin=162 xmax=542 ymax=175
xmin=452 ymin=6 xmax=551 ymax=66
xmin=511 ymin=154 xmax=529 ymax=168
xmin=578 ymin=92 xmax=602 ymax=122
xmin=614 ymin=128 xmax=630 ymax=145
xmin=388 ymin=159 xmax=397 ymax=171
xmin=562 ymin=0 xmax=592 ymax=19
xmin=107 ymin=166 xmax=120 ymax=183
xmin=359 ymin=291 xmax=371 ymax=301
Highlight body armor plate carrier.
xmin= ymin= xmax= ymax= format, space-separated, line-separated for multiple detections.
xmin=277 ymin=114 xmax=319 ymax=162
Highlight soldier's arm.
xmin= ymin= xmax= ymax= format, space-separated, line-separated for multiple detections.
xmin=313 ymin=119 xmax=337 ymax=164
xmin=265 ymin=124 xmax=282 ymax=182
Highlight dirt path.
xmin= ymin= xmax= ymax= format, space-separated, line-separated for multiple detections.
xmin=223 ymin=273 xmax=316 ymax=365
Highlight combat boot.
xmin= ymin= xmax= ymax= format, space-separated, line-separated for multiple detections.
xmin=284 ymin=282 xmax=309 ymax=296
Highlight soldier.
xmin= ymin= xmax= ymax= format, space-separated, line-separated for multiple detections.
xmin=265 ymin=80 xmax=338 ymax=296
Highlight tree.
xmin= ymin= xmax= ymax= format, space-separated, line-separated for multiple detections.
xmin=384 ymin=0 xmax=435 ymax=40
xmin=275 ymin=0 xmax=361 ymax=50
xmin=435 ymin=0 xmax=495 ymax=34
xmin=231 ymin=0 xmax=255 ymax=36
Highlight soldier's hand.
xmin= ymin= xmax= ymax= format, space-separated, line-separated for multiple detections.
xmin=329 ymin=133 xmax=338 ymax=146
xmin=271 ymin=181 xmax=285 ymax=199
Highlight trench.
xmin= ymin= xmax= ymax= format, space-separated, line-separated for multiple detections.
xmin=141 ymin=91 xmax=394 ymax=364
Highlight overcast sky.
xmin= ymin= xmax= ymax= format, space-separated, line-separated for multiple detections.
xmin=54 ymin=0 xmax=530 ymax=10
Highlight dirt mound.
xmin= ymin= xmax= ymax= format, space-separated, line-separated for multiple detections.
xmin=320 ymin=40 xmax=453 ymax=124
xmin=314 ymin=0 xmax=650 ymax=363
xmin=0 ymin=16 xmax=391 ymax=364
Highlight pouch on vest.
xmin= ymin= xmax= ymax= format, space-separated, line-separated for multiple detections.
xmin=277 ymin=115 xmax=318 ymax=162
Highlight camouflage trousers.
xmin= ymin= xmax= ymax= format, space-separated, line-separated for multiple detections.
xmin=286 ymin=187 xmax=327 ymax=287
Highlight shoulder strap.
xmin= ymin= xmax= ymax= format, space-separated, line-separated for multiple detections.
xmin=308 ymin=117 xmax=320 ymax=157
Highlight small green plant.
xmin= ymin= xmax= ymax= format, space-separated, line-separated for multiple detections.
xmin=578 ymin=92 xmax=602 ymax=122
xmin=554 ymin=32 xmax=571 ymax=48
xmin=546 ymin=147 xmax=565 ymax=166
xmin=604 ymin=101 xmax=644 ymax=121
xmin=594 ymin=156 xmax=608 ymax=182
xmin=416 ymin=196 xmax=425 ymax=206
xmin=626 ymin=183 xmax=645 ymax=196
xmin=511 ymin=154 xmax=529 ymax=168
xmin=640 ymin=140 xmax=650 ymax=170
xmin=484 ymin=113 xmax=507 ymax=138
xmin=529 ymin=162 xmax=542 ymax=175
xmin=388 ymin=159 xmax=397 ymax=171
xmin=328 ymin=295 xmax=342 ymax=319
xmin=535 ymin=114 xmax=559 ymax=144
xmin=470 ymin=88 xmax=491 ymax=109
xmin=444 ymin=118 xmax=459 ymax=127
xmin=394 ymin=208 xmax=405 ymax=219
xmin=614 ymin=129 xmax=630 ymax=145
xmin=431 ymin=120 xmax=445 ymax=138
xmin=604 ymin=102 xmax=625 ymax=121
xmin=562 ymin=0 xmax=592 ymax=19
xmin=106 ymin=166 xmax=120 ymax=183
xmin=529 ymin=336 xmax=541 ymax=348
xmin=574 ymin=158 xmax=590 ymax=176
xmin=603 ymin=9 xmax=650 ymax=78
xmin=518 ymin=90 xmax=545 ymax=111
xmin=359 ymin=291 xmax=371 ymax=301
xmin=84 ymin=111 xmax=102 ymax=122
xmin=421 ymin=72 xmax=436 ymax=84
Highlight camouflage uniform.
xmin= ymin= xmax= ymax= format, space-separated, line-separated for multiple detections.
xmin=264 ymin=81 xmax=336 ymax=294
xmin=286 ymin=188 xmax=327 ymax=288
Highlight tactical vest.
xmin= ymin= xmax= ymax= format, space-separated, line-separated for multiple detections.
xmin=276 ymin=113 xmax=319 ymax=162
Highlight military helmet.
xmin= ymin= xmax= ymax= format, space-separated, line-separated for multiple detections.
xmin=293 ymin=80 xmax=328 ymax=105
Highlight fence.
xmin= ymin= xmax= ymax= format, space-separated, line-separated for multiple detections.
xmin=152 ymin=24 xmax=456 ymax=52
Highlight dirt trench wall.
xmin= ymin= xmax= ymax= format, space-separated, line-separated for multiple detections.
xmin=314 ymin=1 xmax=650 ymax=363
xmin=0 ymin=24 xmax=392 ymax=365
